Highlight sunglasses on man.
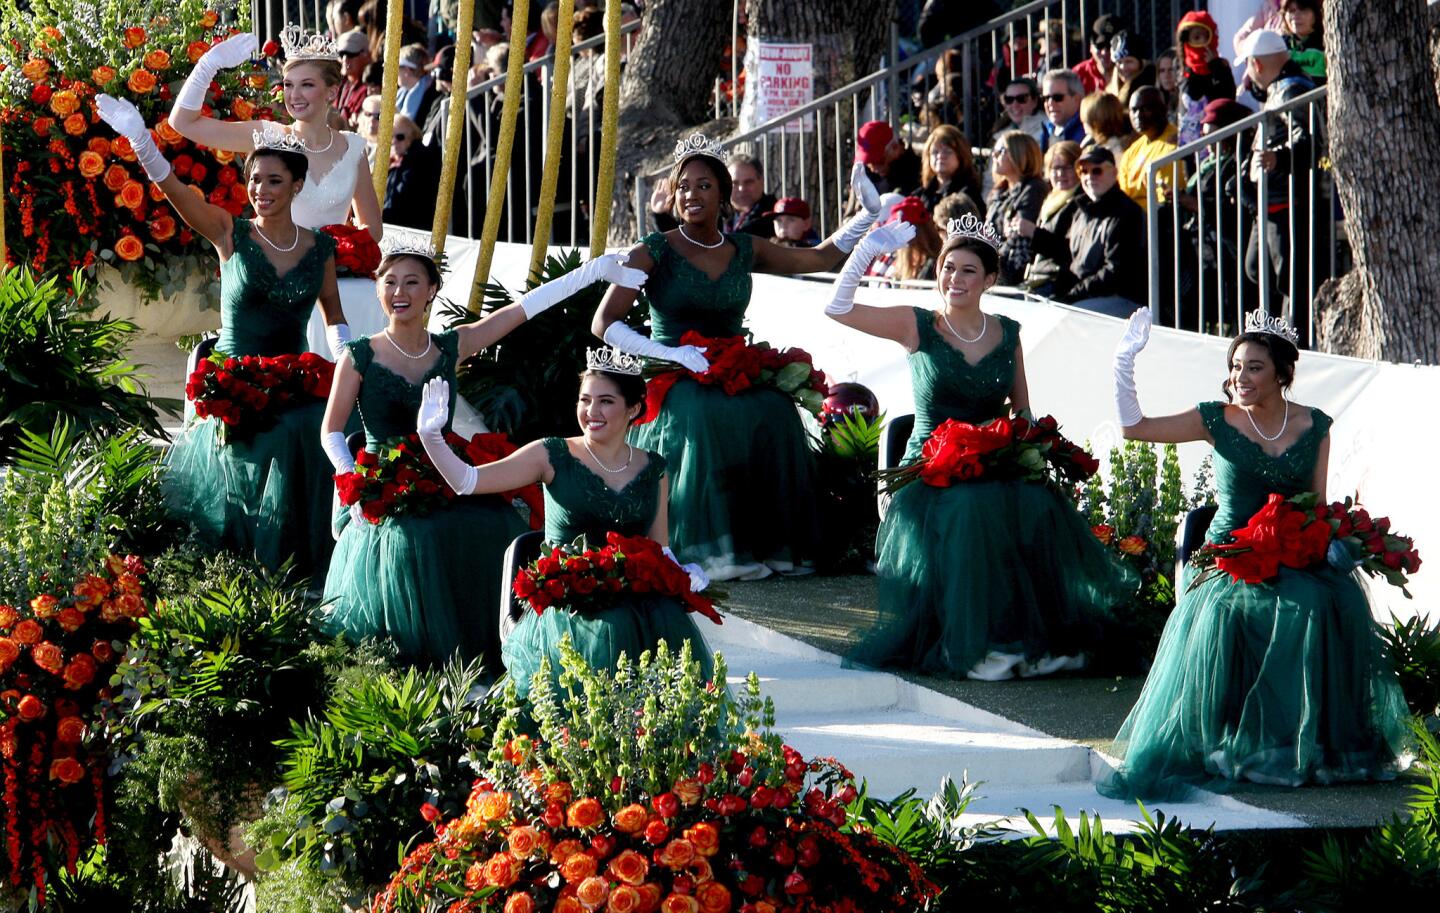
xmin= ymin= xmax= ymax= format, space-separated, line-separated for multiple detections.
xmin=1077 ymin=165 xmax=1110 ymax=177
xmin=1042 ymin=92 xmax=1070 ymax=103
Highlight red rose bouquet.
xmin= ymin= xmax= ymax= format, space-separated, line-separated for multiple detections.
xmin=335 ymin=432 xmax=544 ymax=528
xmin=323 ymin=223 xmax=381 ymax=278
xmin=637 ymin=332 xmax=828 ymax=424
xmin=1189 ymin=493 xmax=1422 ymax=594
xmin=185 ymin=350 xmax=334 ymax=444
xmin=0 ymin=555 xmax=148 ymax=904
xmin=878 ymin=412 xmax=1099 ymax=495
xmin=513 ymin=532 xmax=724 ymax=624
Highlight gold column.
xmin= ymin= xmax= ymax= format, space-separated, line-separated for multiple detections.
xmin=370 ymin=0 xmax=406 ymax=204
xmin=527 ymin=0 xmax=574 ymax=280
xmin=429 ymin=0 xmax=477 ymax=255
xmin=589 ymin=0 xmax=622 ymax=256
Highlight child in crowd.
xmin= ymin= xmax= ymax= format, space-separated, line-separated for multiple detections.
xmin=768 ymin=197 xmax=821 ymax=248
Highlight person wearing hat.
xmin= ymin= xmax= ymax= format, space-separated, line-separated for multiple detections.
xmin=1239 ymin=27 xmax=1325 ymax=344
xmin=1118 ymin=86 xmax=1187 ymax=213
xmin=1013 ymin=146 xmax=1146 ymax=315
xmin=395 ymin=43 xmax=439 ymax=127
xmin=1176 ymin=10 xmax=1238 ymax=146
xmin=768 ymin=198 xmax=820 ymax=248
xmin=1104 ymin=31 xmax=1157 ymax=107
xmin=866 ymin=196 xmax=940 ymax=283
xmin=856 ymin=120 xmax=922 ymax=197
xmin=334 ymin=28 xmax=373 ymax=129
xmin=1073 ymin=13 xmax=1127 ymax=94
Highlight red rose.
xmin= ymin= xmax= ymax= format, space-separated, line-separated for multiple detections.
xmin=50 ymin=757 xmax=85 ymax=785
xmin=262 ymin=39 xmax=281 ymax=57
xmin=653 ymin=791 xmax=680 ymax=818
xmin=643 ymin=819 xmax=670 ymax=845
xmin=16 ymin=694 xmax=45 ymax=721
xmin=12 ymin=620 xmax=43 ymax=645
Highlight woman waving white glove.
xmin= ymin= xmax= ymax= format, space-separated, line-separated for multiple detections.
xmin=175 ymin=32 xmax=257 ymax=112
xmin=1113 ymin=308 xmax=1152 ymax=428
xmin=825 ymin=221 xmax=917 ymax=316
xmin=414 ymin=378 xmax=478 ymax=496
xmin=832 ymin=163 xmax=885 ymax=252
xmin=519 ymin=253 xmax=647 ymax=319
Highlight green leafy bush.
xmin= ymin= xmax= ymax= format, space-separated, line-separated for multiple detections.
xmin=815 ymin=410 xmax=884 ymax=573
xmin=1380 ymin=613 xmax=1440 ymax=720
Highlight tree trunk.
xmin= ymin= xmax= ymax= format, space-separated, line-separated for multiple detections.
xmin=1317 ymin=0 xmax=1440 ymax=362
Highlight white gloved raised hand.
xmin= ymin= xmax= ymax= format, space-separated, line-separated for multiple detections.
xmin=518 ymin=253 xmax=647 ymax=319
xmin=175 ymin=32 xmax=258 ymax=112
xmin=663 ymin=547 xmax=710 ymax=593
xmin=832 ymin=162 xmax=884 ymax=252
xmin=96 ymin=94 xmax=171 ymax=182
xmin=415 ymin=378 xmax=478 ymax=495
xmin=602 ymin=322 xmax=709 ymax=374
xmin=826 ymin=221 xmax=917 ymax=316
xmin=1113 ymin=308 xmax=1152 ymax=427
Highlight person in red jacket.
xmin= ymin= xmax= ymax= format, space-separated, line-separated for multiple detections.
xmin=1175 ymin=10 xmax=1238 ymax=146
xmin=1073 ymin=14 xmax=1126 ymax=95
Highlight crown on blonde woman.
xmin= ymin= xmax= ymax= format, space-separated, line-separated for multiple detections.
xmin=586 ymin=346 xmax=644 ymax=376
xmin=1243 ymin=310 xmax=1299 ymax=345
xmin=279 ymin=24 xmax=339 ymax=61
xmin=672 ymin=134 xmax=726 ymax=163
xmin=252 ymin=121 xmax=307 ymax=153
xmin=380 ymin=231 xmax=439 ymax=263
xmin=946 ymin=214 xmax=1002 ymax=251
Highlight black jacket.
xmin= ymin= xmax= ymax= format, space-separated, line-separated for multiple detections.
xmin=1252 ymin=63 xmax=1321 ymax=205
xmin=1030 ymin=185 xmax=1146 ymax=303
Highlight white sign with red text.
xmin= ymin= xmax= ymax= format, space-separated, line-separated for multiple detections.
xmin=741 ymin=41 xmax=814 ymax=133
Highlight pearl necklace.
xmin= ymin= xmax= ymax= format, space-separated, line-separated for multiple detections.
xmin=252 ymin=221 xmax=300 ymax=253
xmin=584 ymin=439 xmax=633 ymax=474
xmin=1245 ymin=398 xmax=1289 ymax=442
xmin=297 ymin=126 xmax=335 ymax=154
xmin=385 ymin=331 xmax=432 ymax=360
xmin=941 ymin=309 xmax=987 ymax=344
xmin=679 ymin=225 xmax=725 ymax=249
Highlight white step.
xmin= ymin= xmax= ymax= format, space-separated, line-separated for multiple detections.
xmin=956 ymin=782 xmax=1305 ymax=835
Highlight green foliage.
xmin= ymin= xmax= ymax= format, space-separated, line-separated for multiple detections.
xmin=443 ymin=248 xmax=649 ymax=441
xmin=844 ymin=774 xmax=993 ymax=901
xmin=815 ymin=411 xmax=885 ymax=573
xmin=1380 ymin=612 xmax=1440 ymax=719
xmin=0 ymin=267 xmax=171 ymax=462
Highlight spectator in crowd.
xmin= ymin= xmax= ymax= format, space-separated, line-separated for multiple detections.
xmin=1073 ymin=13 xmax=1126 ymax=94
xmin=1118 ymin=87 xmax=1187 ymax=213
xmin=933 ymin=190 xmax=980 ymax=224
xmin=918 ymin=125 xmax=983 ymax=219
xmin=568 ymin=7 xmax=608 ymax=122
xmin=528 ymin=2 xmax=561 ymax=63
xmin=1155 ymin=48 xmax=1179 ymax=111
xmin=326 ymin=0 xmax=362 ymax=38
xmin=1233 ymin=1 xmax=1286 ymax=59
xmin=1281 ymin=0 xmax=1326 ymax=84
xmin=383 ymin=114 xmax=441 ymax=230
xmin=723 ymin=154 xmax=778 ymax=237
xmin=1041 ymin=69 xmax=1086 ymax=145
xmin=767 ymin=198 xmax=821 ymax=248
xmin=359 ymin=94 xmax=384 ymax=166
xmin=867 ymin=196 xmax=941 ymax=283
xmin=992 ymin=77 xmax=1049 ymax=150
xmin=1175 ymin=11 xmax=1237 ymax=146
xmin=396 ymin=44 xmax=440 ymax=129
xmin=334 ymin=29 xmax=373 ymax=129
xmin=1240 ymin=28 xmax=1326 ymax=342
xmin=1177 ymin=99 xmax=1253 ymax=328
xmin=1015 ymin=146 xmax=1146 ymax=315
xmin=1023 ymin=140 xmax=1084 ymax=296
xmin=918 ymin=0 xmax=1002 ymax=50
xmin=985 ymin=130 xmax=1047 ymax=286
xmin=1105 ymin=31 xmax=1157 ymax=106
xmin=422 ymin=45 xmax=456 ymax=148
xmin=856 ymin=120 xmax=922 ymax=197
xmin=1081 ymin=92 xmax=1135 ymax=160
xmin=357 ymin=0 xmax=425 ymax=60
xmin=1034 ymin=19 xmax=1071 ymax=74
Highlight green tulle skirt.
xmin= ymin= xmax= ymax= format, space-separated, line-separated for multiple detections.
xmin=501 ymin=595 xmax=716 ymax=701
xmin=320 ymin=496 xmax=528 ymax=669
xmin=1098 ymin=563 xmax=1411 ymax=801
xmin=162 ymin=404 xmax=335 ymax=578
xmin=851 ymin=478 xmax=1136 ymax=676
xmin=629 ymin=378 xmax=818 ymax=577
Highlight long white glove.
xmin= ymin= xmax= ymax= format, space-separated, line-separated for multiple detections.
xmin=326 ymin=323 xmax=352 ymax=361
xmin=175 ymin=32 xmax=257 ymax=112
xmin=519 ymin=254 xmax=647 ymax=319
xmin=832 ymin=163 xmax=885 ymax=252
xmin=95 ymin=95 xmax=171 ymax=183
xmin=826 ymin=222 xmax=916 ymax=316
xmin=663 ymin=547 xmax=709 ymax=593
xmin=1113 ymin=308 xmax=1152 ymax=428
xmin=415 ymin=378 xmax=478 ymax=495
xmin=602 ymin=322 xmax=709 ymax=374
xmin=322 ymin=431 xmax=355 ymax=473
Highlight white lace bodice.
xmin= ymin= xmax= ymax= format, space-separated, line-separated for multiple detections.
xmin=292 ymin=131 xmax=364 ymax=229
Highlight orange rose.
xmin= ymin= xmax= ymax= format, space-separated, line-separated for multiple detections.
xmin=214 ymin=148 xmax=236 ymax=165
xmin=463 ymin=860 xmax=485 ymax=891
xmin=560 ymin=851 xmax=598 ymax=884
xmin=608 ymin=849 xmax=649 ymax=886
xmin=482 ymin=851 xmax=521 ymax=888
xmin=576 ymin=876 xmax=609 ymax=909
xmin=660 ymin=896 xmax=698 ymax=913
xmin=113 ymin=136 xmax=136 ymax=160
xmin=0 ymin=606 xmax=16 ymax=629
xmin=113 ymin=593 xmax=145 ymax=618
xmin=637 ymin=884 xmax=663 ymax=913
xmin=103 ymin=164 xmax=129 ymax=191
xmin=685 ymin=857 xmax=713 ymax=884
xmin=40 ymin=26 xmax=62 ymax=45
xmin=32 ymin=116 xmax=55 ymax=137
xmin=655 ymin=839 xmax=695 ymax=870
xmin=16 ymin=694 xmax=45 ymax=721
xmin=1118 ymin=535 xmax=1148 ymax=556
xmin=115 ymin=572 xmax=142 ymax=596
xmin=149 ymin=183 xmax=167 ymax=202
xmin=0 ymin=640 xmax=19 ymax=671
xmin=29 ymin=594 xmax=59 ymax=618
xmin=49 ymin=757 xmax=85 ymax=785
xmin=88 ymin=136 xmax=112 ymax=156
xmin=247 ymin=73 xmax=268 ymax=89
xmin=55 ymin=608 xmax=86 ymax=634
xmin=78 ymin=150 xmax=106 ymax=178
xmin=672 ymin=778 xmax=703 ymax=806
xmin=120 ymin=180 xmax=145 ymax=210
xmin=114 ymin=234 xmax=145 ymax=261
xmin=21 ymin=59 xmax=50 ymax=82
xmin=127 ymin=69 xmax=156 ymax=94
xmin=750 ymin=903 xmax=777 ymax=913
xmin=186 ymin=40 xmax=210 ymax=64
xmin=550 ymin=839 xmax=585 ymax=865
xmin=606 ymin=885 xmax=642 ymax=913
xmin=55 ymin=716 xmax=86 ymax=743
xmin=506 ymin=825 xmax=542 ymax=859
xmin=149 ymin=214 xmax=177 ymax=242
xmin=156 ymin=118 xmax=183 ymax=145
xmin=694 ymin=882 xmax=731 ymax=913
xmin=123 ymin=27 xmax=147 ymax=49
xmin=566 ymin=797 xmax=603 ymax=829
xmin=1091 ymin=524 xmax=1115 ymax=545
xmin=91 ymin=65 xmax=117 ymax=86
xmin=201 ymin=10 xmax=219 ymax=28
xmin=143 ymin=50 xmax=171 ymax=71
xmin=612 ymin=803 xmax=648 ymax=834
xmin=554 ymin=898 xmax=586 ymax=913
xmin=477 ymin=790 xmax=512 ymax=822
xmin=232 ymin=98 xmax=256 ymax=120
xmin=63 ymin=655 xmax=98 ymax=689
xmin=13 ymin=620 xmax=43 ymax=645
xmin=544 ymin=780 xmax=573 ymax=805
xmin=503 ymin=893 xmax=536 ymax=913
xmin=682 ymin=823 xmax=719 ymax=857
xmin=49 ymin=90 xmax=80 ymax=117
xmin=63 ymin=113 xmax=88 ymax=136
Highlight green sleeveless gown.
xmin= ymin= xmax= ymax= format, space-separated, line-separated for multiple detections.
xmin=851 ymin=308 xmax=1135 ymax=676
xmin=319 ymin=330 xmax=528 ymax=669
xmin=627 ymin=232 xmax=819 ymax=578
xmin=501 ymin=438 xmax=714 ymax=699
xmin=1099 ymin=402 xmax=1410 ymax=800
xmin=162 ymin=219 xmax=336 ymax=577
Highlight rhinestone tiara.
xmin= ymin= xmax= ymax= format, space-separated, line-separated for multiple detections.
xmin=673 ymin=133 xmax=726 ymax=164
xmin=279 ymin=23 xmax=339 ymax=61
xmin=945 ymin=214 xmax=1002 ymax=251
xmin=380 ymin=230 xmax=439 ymax=263
xmin=586 ymin=345 xmax=644 ymax=376
xmin=251 ymin=121 xmax=306 ymax=153
xmin=1243 ymin=309 xmax=1299 ymax=345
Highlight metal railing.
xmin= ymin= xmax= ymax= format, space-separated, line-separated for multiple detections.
xmin=1145 ymin=86 xmax=1334 ymax=347
xmin=249 ymin=0 xmax=433 ymax=42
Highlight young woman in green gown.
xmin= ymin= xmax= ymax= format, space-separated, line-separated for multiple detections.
xmin=95 ymin=95 xmax=349 ymax=578
xmin=825 ymin=216 xmax=1136 ymax=681
xmin=410 ymin=355 xmax=715 ymax=697
xmin=591 ymin=137 xmax=885 ymax=581
xmin=1100 ymin=309 xmax=1410 ymax=799
xmin=318 ymin=240 xmax=647 ymax=668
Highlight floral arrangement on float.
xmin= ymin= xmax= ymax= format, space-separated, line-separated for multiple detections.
xmin=323 ymin=222 xmax=382 ymax=278
xmin=184 ymin=349 xmax=334 ymax=443
xmin=640 ymin=332 xmax=828 ymax=423
xmin=372 ymin=638 xmax=937 ymax=913
xmin=877 ymin=412 xmax=1099 ymax=495
xmin=0 ymin=0 xmax=271 ymax=301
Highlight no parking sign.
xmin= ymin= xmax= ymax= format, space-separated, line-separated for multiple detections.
xmin=741 ymin=41 xmax=814 ymax=133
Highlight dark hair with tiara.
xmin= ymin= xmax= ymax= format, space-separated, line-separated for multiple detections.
xmin=1222 ymin=331 xmax=1299 ymax=400
xmin=667 ymin=153 xmax=735 ymax=226
xmin=937 ymin=233 xmax=1000 ymax=276
xmin=578 ymin=369 xmax=648 ymax=424
xmin=377 ymin=252 xmax=442 ymax=287
xmin=245 ymin=147 xmax=310 ymax=183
